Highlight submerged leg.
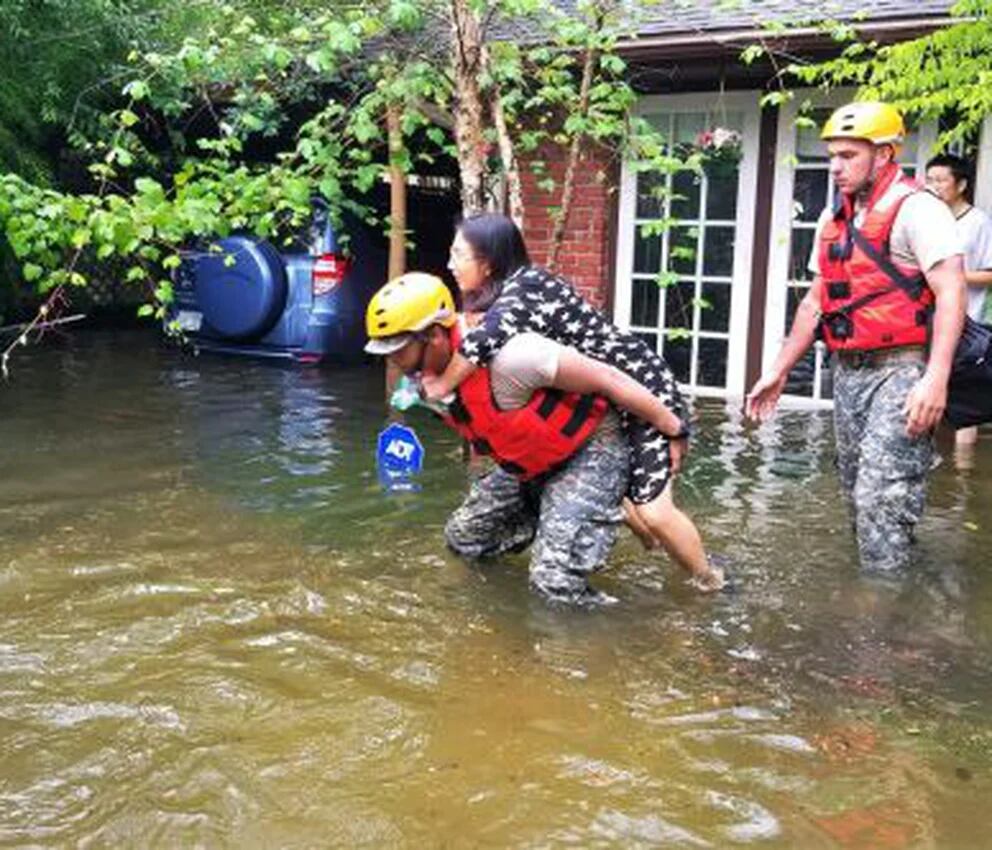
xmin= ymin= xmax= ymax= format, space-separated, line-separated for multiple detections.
xmin=632 ymin=486 xmax=723 ymax=592
xmin=622 ymin=414 xmax=722 ymax=592
xmin=444 ymin=467 xmax=537 ymax=559
xmin=852 ymin=363 xmax=932 ymax=573
xmin=530 ymin=427 xmax=629 ymax=603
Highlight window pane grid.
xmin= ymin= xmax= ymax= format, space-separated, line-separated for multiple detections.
xmin=785 ymin=144 xmax=831 ymax=398
xmin=630 ymin=109 xmax=741 ymax=391
xmin=627 ymin=324 xmax=728 ymax=338
xmin=633 ymin=218 xmax=737 ymax=226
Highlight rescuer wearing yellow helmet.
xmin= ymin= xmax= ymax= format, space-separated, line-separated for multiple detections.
xmin=365 ymin=271 xmax=715 ymax=603
xmin=364 ymin=272 xmax=456 ymax=354
xmin=747 ymin=101 xmax=966 ymax=573
xmin=365 ymin=271 xmax=630 ymax=603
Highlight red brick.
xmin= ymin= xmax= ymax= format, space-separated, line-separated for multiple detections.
xmin=517 ymin=141 xmax=618 ymax=307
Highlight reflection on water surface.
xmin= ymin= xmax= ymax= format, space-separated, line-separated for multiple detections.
xmin=1 ymin=330 xmax=991 ymax=847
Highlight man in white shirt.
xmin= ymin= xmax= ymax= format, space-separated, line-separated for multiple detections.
xmin=925 ymin=153 xmax=992 ymax=447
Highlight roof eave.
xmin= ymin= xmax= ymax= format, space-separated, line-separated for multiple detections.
xmin=615 ymin=15 xmax=965 ymax=61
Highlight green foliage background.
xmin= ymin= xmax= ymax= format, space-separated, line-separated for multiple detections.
xmin=758 ymin=0 xmax=992 ymax=150
xmin=0 ymin=0 xmax=185 ymax=322
xmin=0 ymin=0 xmax=669 ymax=336
xmin=9 ymin=0 xmax=978 ymax=341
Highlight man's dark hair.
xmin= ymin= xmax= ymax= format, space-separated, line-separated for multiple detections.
xmin=926 ymin=153 xmax=973 ymax=198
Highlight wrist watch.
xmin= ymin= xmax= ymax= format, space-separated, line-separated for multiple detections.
xmin=673 ymin=418 xmax=692 ymax=440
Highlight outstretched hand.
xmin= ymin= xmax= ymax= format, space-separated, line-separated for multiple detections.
xmin=745 ymin=372 xmax=787 ymax=423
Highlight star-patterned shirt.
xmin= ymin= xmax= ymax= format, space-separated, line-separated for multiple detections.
xmin=458 ymin=265 xmax=687 ymax=503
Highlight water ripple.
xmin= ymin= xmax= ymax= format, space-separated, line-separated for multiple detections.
xmin=1 ymin=333 xmax=991 ymax=845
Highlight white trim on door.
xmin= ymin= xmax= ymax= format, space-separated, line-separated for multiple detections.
xmin=614 ymin=91 xmax=762 ymax=398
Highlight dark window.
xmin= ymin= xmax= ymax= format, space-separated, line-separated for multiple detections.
xmin=793 ymin=169 xmax=828 ymax=223
xmin=634 ymin=230 xmax=662 ymax=275
xmin=636 ymin=172 xmax=666 ymax=219
xmin=631 ymin=278 xmax=660 ymax=327
xmin=697 ymin=338 xmax=728 ymax=387
xmin=664 ymin=280 xmax=696 ymax=330
xmin=706 ymin=169 xmax=739 ymax=220
xmin=662 ymin=334 xmax=691 ymax=384
xmin=702 ymin=227 xmax=735 ymax=277
xmin=699 ymin=282 xmax=732 ymax=333
xmin=671 ymin=169 xmax=701 ymax=220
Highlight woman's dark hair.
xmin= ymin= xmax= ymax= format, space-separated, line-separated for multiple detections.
xmin=456 ymin=213 xmax=530 ymax=310
xmin=926 ymin=153 xmax=973 ymax=200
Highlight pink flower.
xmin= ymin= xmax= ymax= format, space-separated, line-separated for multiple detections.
xmin=696 ymin=127 xmax=741 ymax=152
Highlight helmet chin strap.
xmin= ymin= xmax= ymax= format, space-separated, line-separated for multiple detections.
xmin=854 ymin=148 xmax=891 ymax=203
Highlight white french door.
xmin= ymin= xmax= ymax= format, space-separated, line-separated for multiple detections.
xmin=614 ymin=92 xmax=761 ymax=397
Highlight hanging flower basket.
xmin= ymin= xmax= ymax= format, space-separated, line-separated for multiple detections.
xmin=695 ymin=127 xmax=743 ymax=181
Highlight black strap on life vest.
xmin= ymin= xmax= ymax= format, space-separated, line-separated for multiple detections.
xmin=456 ymin=384 xmax=598 ymax=440
xmin=498 ymin=459 xmax=527 ymax=476
xmin=561 ymin=394 xmax=596 ymax=437
xmin=448 ymin=396 xmax=471 ymax=424
xmin=536 ymin=389 xmax=563 ymax=419
xmin=820 ymin=286 xmax=895 ymax=325
xmin=848 ymin=225 xmax=926 ymax=302
xmin=820 ymin=224 xmax=929 ymax=334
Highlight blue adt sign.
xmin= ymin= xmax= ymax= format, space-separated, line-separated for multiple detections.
xmin=376 ymin=422 xmax=424 ymax=483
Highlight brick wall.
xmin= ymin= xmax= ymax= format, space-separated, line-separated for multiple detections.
xmin=518 ymin=144 xmax=618 ymax=311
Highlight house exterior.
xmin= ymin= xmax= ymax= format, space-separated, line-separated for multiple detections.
xmin=516 ymin=0 xmax=976 ymax=406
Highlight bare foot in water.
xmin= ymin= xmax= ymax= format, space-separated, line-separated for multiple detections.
xmin=689 ymin=563 xmax=727 ymax=593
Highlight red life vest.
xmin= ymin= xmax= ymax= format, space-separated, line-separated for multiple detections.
xmin=440 ymin=323 xmax=608 ymax=480
xmin=818 ymin=162 xmax=934 ymax=351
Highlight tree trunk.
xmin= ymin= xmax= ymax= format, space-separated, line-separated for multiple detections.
xmin=548 ymin=43 xmax=599 ymax=272
xmin=385 ymin=103 xmax=407 ymax=401
xmin=450 ymin=0 xmax=486 ymax=215
xmin=489 ymin=77 xmax=524 ymax=228
xmin=386 ymin=103 xmax=406 ymax=280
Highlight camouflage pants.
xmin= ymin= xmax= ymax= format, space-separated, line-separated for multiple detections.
xmin=833 ymin=354 xmax=933 ymax=572
xmin=443 ymin=424 xmax=629 ymax=602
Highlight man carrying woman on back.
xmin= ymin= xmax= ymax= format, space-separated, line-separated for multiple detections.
xmin=410 ymin=213 xmax=724 ymax=594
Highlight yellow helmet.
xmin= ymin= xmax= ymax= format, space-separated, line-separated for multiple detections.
xmin=821 ymin=102 xmax=905 ymax=148
xmin=364 ymin=272 xmax=455 ymax=355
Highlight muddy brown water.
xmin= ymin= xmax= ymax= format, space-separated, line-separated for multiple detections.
xmin=2 ymin=330 xmax=991 ymax=848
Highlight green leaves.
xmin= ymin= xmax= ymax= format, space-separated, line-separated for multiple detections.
xmin=123 ymin=79 xmax=150 ymax=101
xmin=387 ymin=0 xmax=422 ymax=30
xmin=1 ymin=0 xmax=708 ymax=317
xmin=754 ymin=10 xmax=992 ymax=150
xmin=351 ymin=110 xmax=381 ymax=145
xmin=154 ymin=279 xmax=174 ymax=303
xmin=118 ymin=109 xmax=140 ymax=128
xmin=741 ymin=44 xmax=764 ymax=65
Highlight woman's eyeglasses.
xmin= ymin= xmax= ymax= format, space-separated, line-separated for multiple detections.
xmin=449 ymin=246 xmax=478 ymax=263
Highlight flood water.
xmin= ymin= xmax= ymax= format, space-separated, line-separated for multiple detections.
xmin=2 ymin=329 xmax=992 ymax=848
